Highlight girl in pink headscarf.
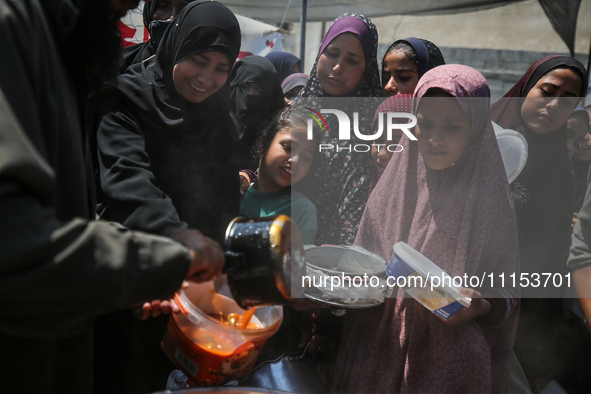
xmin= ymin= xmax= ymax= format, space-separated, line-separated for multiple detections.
xmin=331 ymin=65 xmax=519 ymax=393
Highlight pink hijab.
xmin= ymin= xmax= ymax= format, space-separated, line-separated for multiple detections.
xmin=331 ymin=65 xmax=519 ymax=394
xmin=373 ymin=94 xmax=413 ymax=124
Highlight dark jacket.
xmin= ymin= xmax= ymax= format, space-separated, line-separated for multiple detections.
xmin=0 ymin=1 xmax=191 ymax=392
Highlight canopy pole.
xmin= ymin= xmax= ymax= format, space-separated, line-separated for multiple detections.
xmin=300 ymin=0 xmax=307 ymax=67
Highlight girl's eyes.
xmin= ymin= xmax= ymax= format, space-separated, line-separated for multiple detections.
xmin=347 ymin=58 xmax=360 ymax=66
xmin=417 ymin=121 xmax=432 ymax=131
xmin=191 ymin=57 xmax=228 ymax=74
xmin=324 ymin=51 xmax=338 ymax=58
xmin=443 ymin=124 xmax=463 ymax=133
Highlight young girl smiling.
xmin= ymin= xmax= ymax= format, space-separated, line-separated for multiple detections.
xmin=240 ymin=107 xmax=322 ymax=245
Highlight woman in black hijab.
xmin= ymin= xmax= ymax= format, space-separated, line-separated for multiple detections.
xmin=97 ymin=0 xmax=241 ymax=242
xmin=93 ymin=2 xmax=241 ymax=391
xmin=229 ymin=55 xmax=285 ymax=170
xmin=119 ymin=0 xmax=196 ymax=73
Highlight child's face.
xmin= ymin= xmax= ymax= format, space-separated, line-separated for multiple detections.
xmin=284 ymin=86 xmax=303 ymax=106
xmin=382 ymin=49 xmax=419 ymax=97
xmin=259 ymin=125 xmax=316 ymax=192
xmin=415 ymin=91 xmax=472 ymax=170
xmin=566 ymin=115 xmax=589 ymax=158
xmin=290 ymin=125 xmax=317 ymax=185
xmin=574 ymin=131 xmax=591 ymax=161
xmin=520 ymin=68 xmax=581 ymax=135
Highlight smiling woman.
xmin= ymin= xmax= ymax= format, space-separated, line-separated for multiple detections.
xmin=91 ymin=1 xmax=242 ymax=392
xmin=173 ymin=51 xmax=230 ymax=103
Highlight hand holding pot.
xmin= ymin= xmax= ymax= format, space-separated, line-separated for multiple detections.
xmin=173 ymin=229 xmax=225 ymax=282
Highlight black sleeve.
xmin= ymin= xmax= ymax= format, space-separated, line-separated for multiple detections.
xmin=96 ymin=97 xmax=188 ymax=237
xmin=0 ymin=0 xmax=190 ymax=338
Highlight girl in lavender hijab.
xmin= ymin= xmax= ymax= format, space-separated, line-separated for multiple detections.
xmin=332 ymin=65 xmax=519 ymax=393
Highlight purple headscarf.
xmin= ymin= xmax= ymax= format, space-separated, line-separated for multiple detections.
xmin=296 ymin=12 xmax=382 ymax=100
xmin=318 ymin=16 xmax=374 ymax=68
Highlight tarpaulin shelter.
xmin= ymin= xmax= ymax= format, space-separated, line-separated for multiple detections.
xmin=223 ymin=0 xmax=585 ymax=69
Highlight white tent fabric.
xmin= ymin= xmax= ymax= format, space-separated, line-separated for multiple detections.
xmin=222 ymin=0 xmax=527 ymax=22
xmin=119 ymin=2 xmax=284 ymax=58
xmin=235 ymin=14 xmax=284 ymax=58
xmin=222 ymin=0 xmax=583 ymax=57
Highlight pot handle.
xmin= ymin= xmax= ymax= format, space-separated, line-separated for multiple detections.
xmin=223 ymin=250 xmax=246 ymax=274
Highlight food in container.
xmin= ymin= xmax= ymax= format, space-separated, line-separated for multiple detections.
xmin=388 ymin=242 xmax=471 ymax=320
xmin=161 ymin=281 xmax=283 ymax=386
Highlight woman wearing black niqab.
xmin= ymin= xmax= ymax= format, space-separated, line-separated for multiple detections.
xmin=119 ymin=0 xmax=197 ymax=73
xmin=93 ymin=3 xmax=241 ymax=391
xmin=229 ymin=55 xmax=285 ymax=170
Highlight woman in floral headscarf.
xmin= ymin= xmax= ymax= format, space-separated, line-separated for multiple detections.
xmin=293 ymin=12 xmax=382 ymax=245
xmin=332 ymin=65 xmax=519 ymax=393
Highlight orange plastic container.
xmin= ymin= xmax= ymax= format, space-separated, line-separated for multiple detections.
xmin=161 ymin=281 xmax=283 ymax=386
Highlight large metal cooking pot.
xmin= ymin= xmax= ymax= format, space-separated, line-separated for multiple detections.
xmin=223 ymin=215 xmax=305 ymax=309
